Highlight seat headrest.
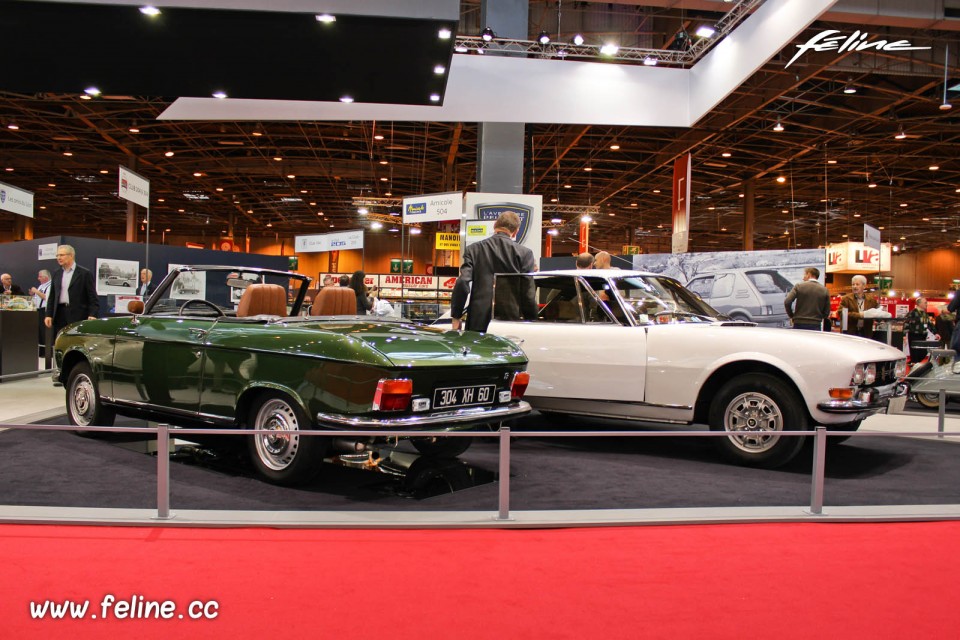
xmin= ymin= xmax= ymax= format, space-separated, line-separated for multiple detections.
xmin=314 ymin=286 xmax=356 ymax=316
xmin=237 ymin=283 xmax=288 ymax=318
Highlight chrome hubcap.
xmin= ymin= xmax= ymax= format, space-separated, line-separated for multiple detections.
xmin=723 ymin=391 xmax=783 ymax=453
xmin=70 ymin=374 xmax=96 ymax=426
xmin=253 ymin=399 xmax=300 ymax=471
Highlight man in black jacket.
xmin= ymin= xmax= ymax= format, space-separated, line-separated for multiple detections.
xmin=451 ymin=211 xmax=538 ymax=332
xmin=1 ymin=273 xmax=24 ymax=295
xmin=44 ymin=244 xmax=100 ymax=337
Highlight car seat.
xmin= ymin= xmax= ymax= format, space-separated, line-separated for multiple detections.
xmin=237 ymin=283 xmax=288 ymax=317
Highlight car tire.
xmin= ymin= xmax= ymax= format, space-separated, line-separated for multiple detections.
xmin=66 ymin=361 xmax=115 ymax=433
xmin=246 ymin=394 xmax=328 ymax=486
xmin=915 ymin=392 xmax=942 ymax=409
xmin=411 ymin=435 xmax=472 ymax=457
xmin=708 ymin=373 xmax=807 ymax=468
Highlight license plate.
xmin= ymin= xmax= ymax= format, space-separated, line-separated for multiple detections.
xmin=433 ymin=384 xmax=496 ymax=409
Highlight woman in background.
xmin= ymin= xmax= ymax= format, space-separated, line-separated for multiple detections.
xmin=349 ymin=270 xmax=374 ymax=315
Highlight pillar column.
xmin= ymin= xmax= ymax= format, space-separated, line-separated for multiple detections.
xmin=743 ymin=178 xmax=755 ymax=251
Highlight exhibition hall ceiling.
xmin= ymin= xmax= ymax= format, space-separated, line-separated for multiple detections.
xmin=2 ymin=0 xmax=960 ymax=256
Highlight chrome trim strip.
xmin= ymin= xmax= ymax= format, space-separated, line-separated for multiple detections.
xmin=315 ymin=401 xmax=531 ymax=429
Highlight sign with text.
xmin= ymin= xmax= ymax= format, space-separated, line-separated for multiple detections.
xmin=826 ymin=241 xmax=892 ymax=274
xmin=0 ymin=180 xmax=34 ymax=218
xmin=671 ymin=154 xmax=691 ymax=254
xmin=464 ymin=220 xmax=495 ymax=247
xmin=464 ymin=192 xmax=542 ymax=265
xmin=435 ymin=232 xmax=461 ymax=251
xmin=118 ymin=166 xmax=150 ymax=208
xmin=402 ymin=191 xmax=463 ymax=224
xmin=295 ymin=229 xmax=364 ymax=253
xmin=785 ymin=30 xmax=930 ymax=69
xmin=379 ymin=274 xmax=437 ymax=290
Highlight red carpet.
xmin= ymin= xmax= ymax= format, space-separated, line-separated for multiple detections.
xmin=2 ymin=521 xmax=958 ymax=639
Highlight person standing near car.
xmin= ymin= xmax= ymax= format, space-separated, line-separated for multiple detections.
xmin=904 ymin=297 xmax=939 ymax=363
xmin=784 ymin=267 xmax=830 ymax=331
xmin=30 ymin=270 xmax=51 ymax=355
xmin=136 ymin=268 xmax=155 ymax=297
xmin=451 ymin=210 xmax=538 ymax=333
xmin=839 ymin=274 xmax=879 ymax=338
xmin=44 ymin=244 xmax=99 ymax=338
xmin=349 ymin=270 xmax=374 ymax=315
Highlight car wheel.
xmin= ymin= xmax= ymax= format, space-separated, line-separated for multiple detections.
xmin=708 ymin=373 xmax=806 ymax=468
xmin=247 ymin=394 xmax=327 ymax=486
xmin=411 ymin=435 xmax=473 ymax=457
xmin=66 ymin=361 xmax=115 ymax=433
xmin=915 ymin=392 xmax=942 ymax=409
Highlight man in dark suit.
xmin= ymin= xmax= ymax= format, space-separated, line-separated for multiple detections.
xmin=1 ymin=273 xmax=24 ymax=295
xmin=44 ymin=244 xmax=100 ymax=338
xmin=136 ymin=268 xmax=156 ymax=297
xmin=451 ymin=211 xmax=538 ymax=333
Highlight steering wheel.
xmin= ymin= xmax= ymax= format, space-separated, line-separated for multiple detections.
xmin=178 ymin=299 xmax=224 ymax=317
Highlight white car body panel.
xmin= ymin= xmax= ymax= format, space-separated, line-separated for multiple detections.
xmin=486 ymin=269 xmax=906 ymax=427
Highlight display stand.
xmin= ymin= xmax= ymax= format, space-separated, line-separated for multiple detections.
xmin=0 ymin=310 xmax=39 ymax=379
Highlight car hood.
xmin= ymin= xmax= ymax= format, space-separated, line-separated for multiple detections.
xmin=285 ymin=319 xmax=527 ymax=368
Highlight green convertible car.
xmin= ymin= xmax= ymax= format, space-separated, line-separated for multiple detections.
xmin=54 ymin=266 xmax=531 ymax=485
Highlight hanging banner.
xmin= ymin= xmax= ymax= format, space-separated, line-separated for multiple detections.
xmin=402 ymin=191 xmax=463 ymax=224
xmin=295 ymin=229 xmax=364 ymax=253
xmin=0 ymin=180 xmax=34 ymax=218
xmin=671 ymin=154 xmax=691 ymax=254
xmin=118 ymin=165 xmax=150 ymax=208
xmin=435 ymin=232 xmax=461 ymax=250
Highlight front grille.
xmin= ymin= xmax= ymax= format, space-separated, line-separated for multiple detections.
xmin=873 ymin=361 xmax=900 ymax=386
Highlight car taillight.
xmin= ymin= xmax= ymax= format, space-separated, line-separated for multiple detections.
xmin=510 ymin=371 xmax=530 ymax=400
xmin=372 ymin=378 xmax=412 ymax=411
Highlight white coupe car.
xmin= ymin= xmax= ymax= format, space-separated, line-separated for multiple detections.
xmin=485 ymin=269 xmax=908 ymax=468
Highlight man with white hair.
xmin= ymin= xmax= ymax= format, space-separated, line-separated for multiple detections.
xmin=839 ymin=274 xmax=879 ymax=338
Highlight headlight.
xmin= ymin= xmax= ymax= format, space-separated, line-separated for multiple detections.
xmin=894 ymin=359 xmax=907 ymax=379
xmin=851 ymin=362 xmax=878 ymax=386
xmin=851 ymin=364 xmax=865 ymax=385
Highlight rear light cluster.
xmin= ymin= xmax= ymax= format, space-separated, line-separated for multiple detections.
xmin=511 ymin=371 xmax=530 ymax=400
xmin=372 ymin=378 xmax=412 ymax=412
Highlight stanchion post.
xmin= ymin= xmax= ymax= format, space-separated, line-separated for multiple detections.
xmin=939 ymin=388 xmax=946 ymax=438
xmin=156 ymin=423 xmax=171 ymax=519
xmin=809 ymin=427 xmax=827 ymax=515
xmin=497 ymin=426 xmax=511 ymax=521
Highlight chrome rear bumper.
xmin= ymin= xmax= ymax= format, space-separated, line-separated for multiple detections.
xmin=315 ymin=401 xmax=531 ymax=429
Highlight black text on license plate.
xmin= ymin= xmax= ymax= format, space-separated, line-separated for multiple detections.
xmin=433 ymin=384 xmax=496 ymax=409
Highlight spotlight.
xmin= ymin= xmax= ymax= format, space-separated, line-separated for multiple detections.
xmin=480 ymin=27 xmax=495 ymax=42
xmin=139 ymin=6 xmax=160 ymax=16
xmin=438 ymin=27 xmax=452 ymax=40
xmin=538 ymin=31 xmax=550 ymax=45
xmin=84 ymin=86 xmax=101 ymax=97
xmin=315 ymin=14 xmax=336 ymax=23
xmin=695 ymin=24 xmax=716 ymax=38
xmin=572 ymin=33 xmax=584 ymax=46
xmin=599 ymin=43 xmax=619 ymax=56
xmin=643 ymin=56 xmax=658 ymax=66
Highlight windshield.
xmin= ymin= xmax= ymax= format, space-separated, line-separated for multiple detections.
xmin=144 ymin=267 xmax=309 ymax=317
xmin=608 ymin=275 xmax=719 ymax=324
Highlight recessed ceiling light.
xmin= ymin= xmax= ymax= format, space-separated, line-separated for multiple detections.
xmin=434 ymin=65 xmax=446 ymax=75
xmin=339 ymin=95 xmax=354 ymax=103
xmin=139 ymin=6 xmax=161 ymax=16
xmin=315 ymin=14 xmax=336 ymax=23
xmin=429 ymin=94 xmax=441 ymax=102
xmin=438 ymin=27 xmax=452 ymax=40
xmin=212 ymin=91 xmax=227 ymax=99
